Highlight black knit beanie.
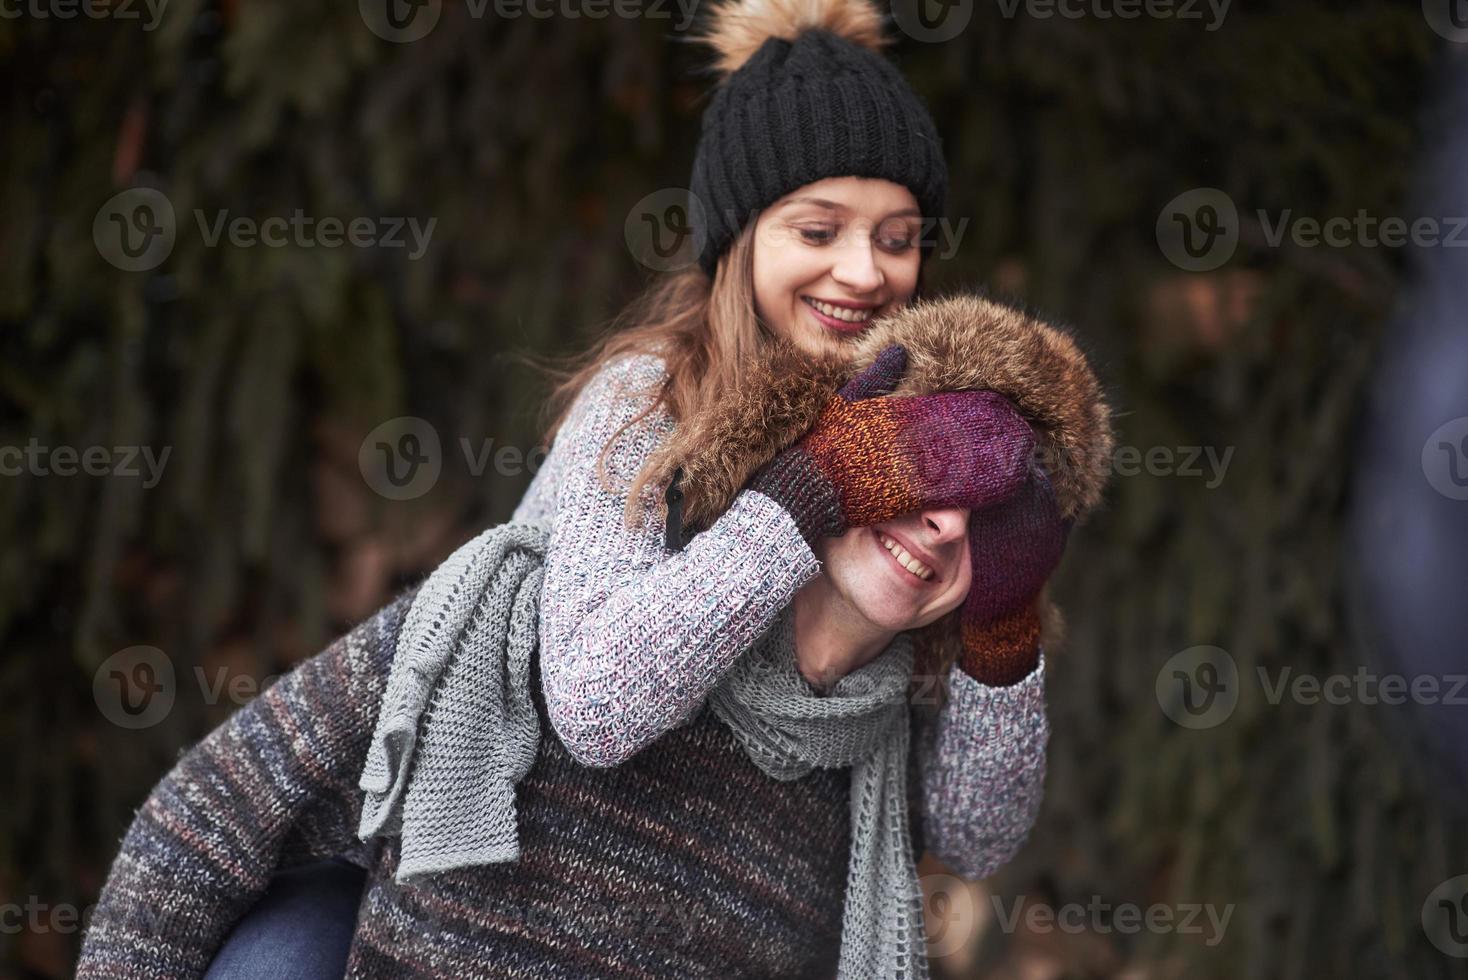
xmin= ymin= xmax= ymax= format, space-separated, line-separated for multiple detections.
xmin=689 ymin=0 xmax=949 ymax=278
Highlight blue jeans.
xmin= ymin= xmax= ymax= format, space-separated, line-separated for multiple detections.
xmin=203 ymin=857 xmax=366 ymax=980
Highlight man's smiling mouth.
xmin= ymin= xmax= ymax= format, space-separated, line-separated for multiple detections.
xmin=873 ymin=528 xmax=937 ymax=582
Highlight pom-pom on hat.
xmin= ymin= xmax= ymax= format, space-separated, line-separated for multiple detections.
xmin=688 ymin=0 xmax=949 ymax=277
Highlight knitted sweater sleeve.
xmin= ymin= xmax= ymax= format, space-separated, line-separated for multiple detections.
xmin=74 ymin=589 xmax=416 ymax=980
xmin=531 ymin=353 xmax=823 ymax=768
xmin=912 ymin=653 xmax=1050 ymax=880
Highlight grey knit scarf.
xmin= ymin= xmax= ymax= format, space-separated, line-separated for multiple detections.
xmin=357 ymin=521 xmax=929 ymax=980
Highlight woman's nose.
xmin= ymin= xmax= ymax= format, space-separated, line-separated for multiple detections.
xmin=830 ymin=234 xmax=884 ymax=293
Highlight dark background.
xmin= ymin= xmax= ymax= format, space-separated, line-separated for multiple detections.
xmin=4 ymin=1 xmax=1467 ymax=977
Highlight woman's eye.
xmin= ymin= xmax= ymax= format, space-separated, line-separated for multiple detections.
xmin=798 ymin=227 xmax=836 ymax=244
xmin=879 ymin=221 xmax=919 ymax=252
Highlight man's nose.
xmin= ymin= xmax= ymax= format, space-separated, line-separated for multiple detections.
xmin=920 ymin=505 xmax=970 ymax=542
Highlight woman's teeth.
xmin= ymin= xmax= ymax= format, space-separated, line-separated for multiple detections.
xmin=879 ymin=533 xmax=934 ymax=580
xmin=804 ymin=297 xmax=873 ymax=323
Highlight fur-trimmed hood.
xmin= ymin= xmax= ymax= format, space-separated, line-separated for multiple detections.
xmin=656 ymin=293 xmax=1115 ymax=534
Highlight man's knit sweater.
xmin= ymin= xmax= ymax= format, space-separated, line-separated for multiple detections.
xmin=75 ymin=353 xmax=1049 ymax=979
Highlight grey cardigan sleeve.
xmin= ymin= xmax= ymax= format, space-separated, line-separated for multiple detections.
xmin=525 ymin=353 xmax=824 ymax=768
xmin=912 ymin=655 xmax=1050 ymax=879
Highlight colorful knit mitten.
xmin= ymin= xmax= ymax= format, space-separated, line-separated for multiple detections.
xmin=749 ymin=345 xmax=1039 ymax=547
xmin=956 ymin=463 xmax=1071 ymax=686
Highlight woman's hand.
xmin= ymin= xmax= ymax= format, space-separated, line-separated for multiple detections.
xmin=749 ymin=345 xmax=1038 ymax=546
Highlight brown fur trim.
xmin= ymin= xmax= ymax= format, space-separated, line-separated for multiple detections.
xmin=645 ymin=338 xmax=848 ymax=531
xmin=671 ymin=293 xmax=1114 ymax=528
xmin=848 ymin=295 xmax=1114 ymax=522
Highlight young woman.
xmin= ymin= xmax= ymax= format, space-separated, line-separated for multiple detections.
xmin=76 ymin=1 xmax=1113 ymax=977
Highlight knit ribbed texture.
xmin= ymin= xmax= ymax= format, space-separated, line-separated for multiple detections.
xmin=510 ymin=350 xmax=1051 ymax=873
xmin=75 ymin=352 xmax=1050 ymax=979
xmin=958 ymin=457 xmax=1070 ymax=686
xmin=358 ymin=522 xmax=548 ymax=878
xmin=357 ymin=518 xmax=931 ymax=977
xmin=750 ymin=345 xmax=1041 ymax=548
xmin=690 ymin=28 xmax=948 ymax=276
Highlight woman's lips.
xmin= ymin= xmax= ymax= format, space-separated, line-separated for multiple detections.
xmin=803 ymin=297 xmax=872 ymax=334
xmin=870 ymin=527 xmax=938 ymax=588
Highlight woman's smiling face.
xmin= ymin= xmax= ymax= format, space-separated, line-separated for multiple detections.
xmin=814 ymin=506 xmax=973 ymax=632
xmin=751 ymin=175 xmax=924 ymax=358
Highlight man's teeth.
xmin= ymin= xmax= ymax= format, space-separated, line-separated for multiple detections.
xmin=805 ymin=297 xmax=873 ymax=323
xmin=879 ymin=533 xmax=934 ymax=580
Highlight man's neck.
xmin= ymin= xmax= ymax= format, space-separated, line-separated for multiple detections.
xmin=790 ymin=575 xmax=898 ymax=693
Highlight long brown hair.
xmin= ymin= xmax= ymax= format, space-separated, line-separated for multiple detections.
xmin=526 ymin=222 xmax=972 ymax=703
xmin=532 ymin=219 xmax=766 ymax=532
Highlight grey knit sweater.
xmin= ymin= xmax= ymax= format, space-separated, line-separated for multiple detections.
xmin=515 ymin=352 xmax=1050 ymax=880
xmin=74 ymin=351 xmax=1049 ymax=979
